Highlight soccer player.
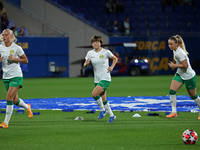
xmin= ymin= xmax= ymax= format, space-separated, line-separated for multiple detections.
xmin=83 ymin=35 xmax=118 ymax=123
xmin=166 ymin=35 xmax=200 ymax=119
xmin=0 ymin=29 xmax=33 ymax=128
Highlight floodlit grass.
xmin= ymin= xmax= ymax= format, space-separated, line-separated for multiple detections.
xmin=0 ymin=110 xmax=199 ymax=150
xmin=1 ymin=75 xmax=199 ymax=99
xmin=0 ymin=76 xmax=200 ymax=150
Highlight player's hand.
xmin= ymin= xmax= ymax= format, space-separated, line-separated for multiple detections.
xmin=84 ymin=59 xmax=90 ymax=67
xmin=0 ymin=56 xmax=3 ymax=62
xmin=168 ymin=61 xmax=175 ymax=68
xmin=9 ymin=54 xmax=16 ymax=61
xmin=107 ymin=66 xmax=113 ymax=72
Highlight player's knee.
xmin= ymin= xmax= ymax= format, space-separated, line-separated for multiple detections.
xmin=93 ymin=95 xmax=100 ymax=100
xmin=6 ymin=95 xmax=14 ymax=101
xmin=99 ymin=90 xmax=105 ymax=96
xmin=169 ymin=89 xmax=176 ymax=95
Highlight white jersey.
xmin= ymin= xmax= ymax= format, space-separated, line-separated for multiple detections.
xmin=173 ymin=47 xmax=195 ymax=80
xmin=85 ymin=48 xmax=114 ymax=83
xmin=0 ymin=43 xmax=24 ymax=79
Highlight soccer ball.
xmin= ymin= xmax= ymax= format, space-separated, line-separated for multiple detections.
xmin=182 ymin=129 xmax=198 ymax=144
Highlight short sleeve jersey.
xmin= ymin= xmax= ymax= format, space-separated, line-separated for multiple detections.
xmin=0 ymin=43 xmax=24 ymax=79
xmin=85 ymin=48 xmax=114 ymax=83
xmin=173 ymin=47 xmax=195 ymax=80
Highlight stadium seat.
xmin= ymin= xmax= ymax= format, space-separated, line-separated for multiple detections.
xmin=152 ymin=1 xmax=163 ymax=13
xmin=138 ymin=28 xmax=148 ymax=36
xmin=157 ymin=14 xmax=167 ymax=22
xmin=185 ymin=5 xmax=195 ymax=14
xmin=148 ymin=23 xmax=157 ymax=30
xmin=164 ymin=6 xmax=173 ymax=13
xmin=150 ymin=29 xmax=160 ymax=36
xmin=133 ymin=7 xmax=142 ymax=15
xmin=8 ymin=19 xmax=14 ymax=28
xmin=47 ymin=0 xmax=200 ymax=35
xmin=168 ymin=15 xmax=178 ymax=24
xmin=142 ymin=8 xmax=153 ymax=15
xmin=161 ymin=28 xmax=170 ymax=35
xmin=189 ymin=22 xmax=199 ymax=33
xmin=137 ymin=15 xmax=147 ymax=24
xmin=175 ymin=5 xmax=184 ymax=13
xmin=147 ymin=15 xmax=157 ymax=26
xmin=179 ymin=22 xmax=190 ymax=34
xmin=178 ymin=13 xmax=188 ymax=20
xmin=134 ymin=1 xmax=143 ymax=6
xmin=187 ymin=14 xmax=197 ymax=23
xmin=143 ymin=1 xmax=153 ymax=13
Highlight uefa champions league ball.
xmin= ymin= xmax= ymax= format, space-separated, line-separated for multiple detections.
xmin=182 ymin=129 xmax=198 ymax=144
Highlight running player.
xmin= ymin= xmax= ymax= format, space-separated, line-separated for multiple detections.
xmin=0 ymin=29 xmax=33 ymax=128
xmin=166 ymin=35 xmax=200 ymax=119
xmin=84 ymin=35 xmax=118 ymax=123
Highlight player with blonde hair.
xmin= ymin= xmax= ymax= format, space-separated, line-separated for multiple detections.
xmin=0 ymin=29 xmax=33 ymax=128
xmin=166 ymin=35 xmax=200 ymax=119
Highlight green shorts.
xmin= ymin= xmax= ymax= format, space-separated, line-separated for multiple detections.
xmin=95 ymin=80 xmax=111 ymax=91
xmin=3 ymin=77 xmax=23 ymax=91
xmin=173 ymin=73 xmax=196 ymax=90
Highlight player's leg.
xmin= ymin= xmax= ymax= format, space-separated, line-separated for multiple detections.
xmin=188 ymin=89 xmax=200 ymax=119
xmin=166 ymin=74 xmax=183 ymax=118
xmin=13 ymin=94 xmax=33 ymax=119
xmin=92 ymin=85 xmax=106 ymax=119
xmin=12 ymin=77 xmax=33 ymax=118
xmin=185 ymin=75 xmax=200 ymax=119
xmin=92 ymin=84 xmax=105 ymax=111
xmin=0 ymin=86 xmax=18 ymax=128
xmin=0 ymin=79 xmax=11 ymax=128
xmin=188 ymin=88 xmax=200 ymax=118
xmin=13 ymin=94 xmax=28 ymax=109
xmin=101 ymin=91 xmax=116 ymax=123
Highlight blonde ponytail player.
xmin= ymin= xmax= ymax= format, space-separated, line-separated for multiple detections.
xmin=167 ymin=35 xmax=200 ymax=119
xmin=0 ymin=29 xmax=33 ymax=128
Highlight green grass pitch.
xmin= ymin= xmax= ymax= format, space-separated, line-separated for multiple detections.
xmin=0 ymin=76 xmax=200 ymax=150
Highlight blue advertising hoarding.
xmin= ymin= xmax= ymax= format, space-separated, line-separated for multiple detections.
xmin=110 ymin=36 xmax=200 ymax=75
xmin=16 ymin=37 xmax=69 ymax=78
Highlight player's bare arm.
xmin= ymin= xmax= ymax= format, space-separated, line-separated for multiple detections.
xmin=168 ymin=59 xmax=188 ymax=69
xmin=108 ymin=55 xmax=118 ymax=72
xmin=9 ymin=53 xmax=28 ymax=64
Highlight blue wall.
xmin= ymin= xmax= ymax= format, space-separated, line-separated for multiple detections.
xmin=17 ymin=37 xmax=69 ymax=78
xmin=110 ymin=36 xmax=200 ymax=75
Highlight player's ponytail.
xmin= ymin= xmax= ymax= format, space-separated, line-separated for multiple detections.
xmin=175 ymin=35 xmax=189 ymax=55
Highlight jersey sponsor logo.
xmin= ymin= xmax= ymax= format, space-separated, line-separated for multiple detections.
xmin=7 ymin=59 xmax=18 ymax=65
xmin=10 ymin=50 xmax=14 ymax=54
xmin=99 ymin=55 xmax=104 ymax=59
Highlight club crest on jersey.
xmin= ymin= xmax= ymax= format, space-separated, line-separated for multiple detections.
xmin=10 ymin=50 xmax=14 ymax=54
xmin=99 ymin=55 xmax=104 ymax=59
